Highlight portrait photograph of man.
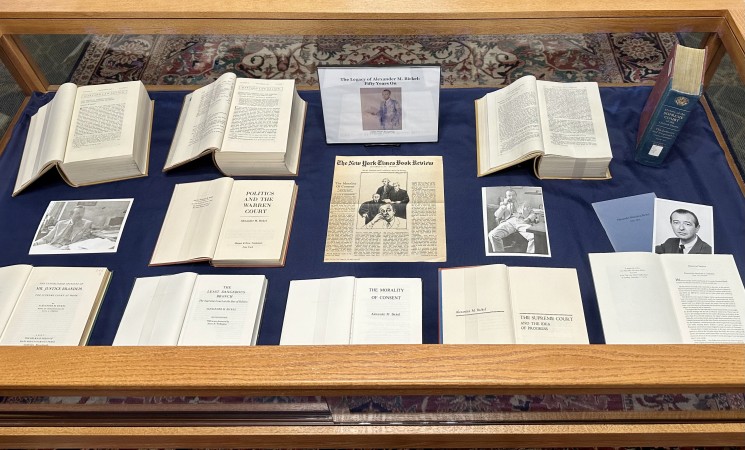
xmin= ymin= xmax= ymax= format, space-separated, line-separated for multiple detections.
xmin=360 ymin=87 xmax=403 ymax=131
xmin=482 ymin=186 xmax=551 ymax=257
xmin=653 ymin=198 xmax=714 ymax=254
xmin=30 ymin=199 xmax=133 ymax=254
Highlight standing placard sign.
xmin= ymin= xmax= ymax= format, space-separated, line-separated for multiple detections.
xmin=317 ymin=65 xmax=441 ymax=144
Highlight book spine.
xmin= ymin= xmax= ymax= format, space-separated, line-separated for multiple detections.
xmin=634 ymin=86 xmax=700 ymax=167
xmin=637 ymin=47 xmax=676 ymax=141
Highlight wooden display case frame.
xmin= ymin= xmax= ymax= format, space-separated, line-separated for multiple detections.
xmin=0 ymin=1 xmax=744 ymax=447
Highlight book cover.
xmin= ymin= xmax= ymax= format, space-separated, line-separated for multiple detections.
xmin=592 ymin=192 xmax=656 ymax=252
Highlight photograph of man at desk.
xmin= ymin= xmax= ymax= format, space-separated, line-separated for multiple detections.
xmin=482 ymin=186 xmax=551 ymax=257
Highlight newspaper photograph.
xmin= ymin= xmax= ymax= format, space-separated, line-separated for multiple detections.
xmin=324 ymin=156 xmax=446 ymax=262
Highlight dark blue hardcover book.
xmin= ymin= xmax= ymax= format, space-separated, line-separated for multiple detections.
xmin=634 ymin=44 xmax=706 ymax=167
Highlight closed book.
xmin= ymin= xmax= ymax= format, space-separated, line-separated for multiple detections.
xmin=635 ymin=44 xmax=706 ymax=167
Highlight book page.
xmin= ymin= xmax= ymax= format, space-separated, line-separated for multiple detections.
xmin=112 ymin=273 xmax=198 ymax=345
xmin=484 ymin=75 xmax=544 ymax=168
xmin=0 ymin=267 xmax=109 ymax=346
xmin=150 ymin=177 xmax=234 ymax=265
xmin=221 ymin=78 xmax=294 ymax=154
xmin=166 ymin=72 xmax=236 ymax=167
xmin=0 ymin=265 xmax=33 ymax=336
xmin=661 ymin=254 xmax=745 ymax=343
xmin=440 ymin=265 xmax=515 ymax=344
xmin=536 ymin=80 xmax=612 ymax=159
xmin=350 ymin=278 xmax=422 ymax=344
xmin=14 ymin=83 xmax=78 ymax=195
xmin=280 ymin=277 xmax=356 ymax=345
xmin=589 ymin=252 xmax=685 ymax=343
xmin=63 ymin=81 xmax=142 ymax=162
xmin=177 ymin=275 xmax=267 ymax=346
xmin=509 ymin=267 xmax=588 ymax=344
xmin=213 ymin=179 xmax=296 ymax=265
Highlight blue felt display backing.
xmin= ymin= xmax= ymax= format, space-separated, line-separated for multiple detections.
xmin=0 ymin=87 xmax=743 ymax=345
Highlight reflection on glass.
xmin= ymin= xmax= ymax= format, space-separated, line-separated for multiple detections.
xmin=18 ymin=34 xmax=90 ymax=86
xmin=0 ymin=63 xmax=24 ymax=139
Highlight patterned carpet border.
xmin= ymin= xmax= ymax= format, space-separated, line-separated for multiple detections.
xmin=70 ymin=33 xmax=678 ymax=87
xmin=2 ymin=392 xmax=743 ymax=419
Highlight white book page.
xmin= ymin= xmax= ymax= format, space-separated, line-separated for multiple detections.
xmin=0 ymin=267 xmax=108 ymax=346
xmin=509 ymin=267 xmax=588 ymax=344
xmin=150 ymin=177 xmax=234 ymax=265
xmin=440 ymin=265 xmax=515 ymax=344
xmin=63 ymin=81 xmax=142 ymax=162
xmin=113 ymin=273 xmax=198 ymax=345
xmin=221 ymin=78 xmax=294 ymax=154
xmin=167 ymin=72 xmax=236 ymax=166
xmin=282 ymin=89 xmax=307 ymax=173
xmin=661 ymin=254 xmax=745 ymax=343
xmin=485 ymin=75 xmax=544 ymax=169
xmin=589 ymin=252 xmax=684 ymax=343
xmin=177 ymin=275 xmax=267 ymax=346
xmin=350 ymin=278 xmax=422 ymax=344
xmin=213 ymin=179 xmax=295 ymax=263
xmin=536 ymin=80 xmax=612 ymax=159
xmin=14 ymin=83 xmax=78 ymax=194
xmin=0 ymin=265 xmax=33 ymax=337
xmin=280 ymin=277 xmax=356 ymax=345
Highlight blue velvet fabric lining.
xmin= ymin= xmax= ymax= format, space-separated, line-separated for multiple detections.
xmin=1 ymin=87 xmax=743 ymax=345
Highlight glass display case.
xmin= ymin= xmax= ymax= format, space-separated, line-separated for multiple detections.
xmin=0 ymin=1 xmax=743 ymax=447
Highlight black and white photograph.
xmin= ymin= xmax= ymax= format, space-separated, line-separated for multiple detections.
xmin=357 ymin=172 xmax=410 ymax=229
xmin=360 ymin=87 xmax=402 ymax=131
xmin=29 ymin=199 xmax=134 ymax=255
xmin=482 ymin=186 xmax=551 ymax=257
xmin=653 ymin=198 xmax=714 ymax=254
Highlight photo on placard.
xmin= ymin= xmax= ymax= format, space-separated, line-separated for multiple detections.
xmin=652 ymin=198 xmax=714 ymax=254
xmin=360 ymin=87 xmax=403 ymax=131
xmin=482 ymin=186 xmax=551 ymax=257
xmin=357 ymin=172 xmax=409 ymax=229
xmin=29 ymin=198 xmax=134 ymax=255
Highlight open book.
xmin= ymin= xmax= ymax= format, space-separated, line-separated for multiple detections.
xmin=150 ymin=177 xmax=297 ymax=267
xmin=475 ymin=75 xmax=613 ymax=179
xmin=589 ymin=253 xmax=745 ymax=343
xmin=439 ymin=264 xmax=588 ymax=344
xmin=279 ymin=277 xmax=422 ymax=345
xmin=0 ymin=265 xmax=111 ymax=345
xmin=165 ymin=73 xmax=307 ymax=176
xmin=113 ymin=273 xmax=267 ymax=346
xmin=13 ymin=81 xmax=153 ymax=196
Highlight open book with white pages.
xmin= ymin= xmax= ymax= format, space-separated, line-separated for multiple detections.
xmin=164 ymin=73 xmax=306 ymax=176
xmin=589 ymin=252 xmax=745 ymax=343
xmin=113 ymin=273 xmax=267 ymax=346
xmin=439 ymin=264 xmax=588 ymax=344
xmin=280 ymin=277 xmax=422 ymax=345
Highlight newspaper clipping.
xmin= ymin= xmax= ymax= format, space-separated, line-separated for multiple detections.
xmin=324 ymin=156 xmax=446 ymax=262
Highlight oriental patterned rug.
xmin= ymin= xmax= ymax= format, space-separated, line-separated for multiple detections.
xmin=2 ymin=392 xmax=743 ymax=416
xmin=69 ymin=32 xmax=678 ymax=87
